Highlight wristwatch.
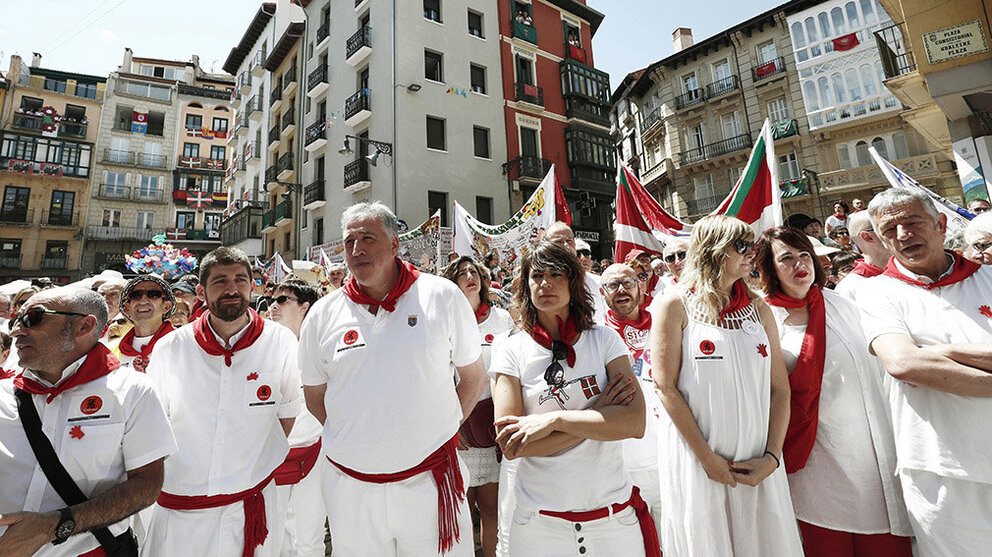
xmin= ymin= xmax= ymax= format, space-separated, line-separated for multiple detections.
xmin=52 ymin=507 xmax=76 ymax=545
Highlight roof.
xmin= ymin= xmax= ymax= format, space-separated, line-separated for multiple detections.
xmin=29 ymin=67 xmax=106 ymax=83
xmin=546 ymin=0 xmax=606 ymax=36
xmin=610 ymin=68 xmax=647 ymax=104
xmin=265 ymin=22 xmax=305 ymax=72
xmin=223 ymin=3 xmax=277 ymax=75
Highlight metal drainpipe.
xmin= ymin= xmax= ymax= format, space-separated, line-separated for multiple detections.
xmin=728 ymin=33 xmax=753 ymax=139
xmin=295 ymin=9 xmax=309 ymax=261
xmin=391 ymin=0 xmax=399 ymax=214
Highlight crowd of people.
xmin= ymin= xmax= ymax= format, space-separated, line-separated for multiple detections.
xmin=0 ymin=189 xmax=990 ymax=556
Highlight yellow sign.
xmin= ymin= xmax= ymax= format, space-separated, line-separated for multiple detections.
xmin=923 ymin=19 xmax=989 ymax=64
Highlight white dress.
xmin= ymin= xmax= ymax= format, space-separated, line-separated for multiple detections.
xmin=657 ymin=296 xmax=803 ymax=556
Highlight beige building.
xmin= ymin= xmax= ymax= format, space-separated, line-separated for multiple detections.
xmin=0 ymin=53 xmax=106 ymax=282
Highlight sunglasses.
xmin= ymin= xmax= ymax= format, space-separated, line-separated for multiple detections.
xmin=544 ymin=340 xmax=569 ymax=390
xmin=128 ymin=290 xmax=164 ymax=301
xmin=973 ymin=240 xmax=992 ymax=252
xmin=576 ymin=249 xmax=591 ymax=257
xmin=603 ymin=278 xmax=638 ymax=293
xmin=636 ymin=272 xmax=650 ymax=281
xmin=11 ymin=307 xmax=88 ymax=329
xmin=272 ymin=295 xmax=299 ymax=305
xmin=664 ymin=250 xmax=687 ymax=263
xmin=733 ymin=239 xmax=754 ymax=255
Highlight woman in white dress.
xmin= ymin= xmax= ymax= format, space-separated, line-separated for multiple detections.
xmin=651 ymin=215 xmax=802 ymax=556
xmin=490 ymin=241 xmax=658 ymax=557
xmin=442 ymin=256 xmax=514 ymax=557
xmin=754 ymin=226 xmax=912 ymax=556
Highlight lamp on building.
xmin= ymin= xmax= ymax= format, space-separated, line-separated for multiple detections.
xmin=338 ymin=138 xmax=353 ymax=156
xmin=338 ymin=135 xmax=394 ymax=166
xmin=366 ymin=150 xmax=381 ymax=167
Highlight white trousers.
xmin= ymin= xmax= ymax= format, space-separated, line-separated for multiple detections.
xmin=276 ymin=463 xmax=326 ymax=557
xmin=900 ymin=469 xmax=992 ymax=557
xmin=141 ymin=482 xmax=284 ymax=557
xmin=507 ymin=505 xmax=646 ymax=557
xmin=496 ymin=458 xmax=518 ymax=557
xmin=320 ymin=458 xmax=474 ymax=556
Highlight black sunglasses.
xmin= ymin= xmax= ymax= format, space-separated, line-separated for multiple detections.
xmin=544 ymin=340 xmax=569 ymax=389
xmin=664 ymin=250 xmax=687 ymax=263
xmin=733 ymin=239 xmax=754 ymax=255
xmin=272 ymin=295 xmax=299 ymax=305
xmin=11 ymin=307 xmax=88 ymax=329
xmin=576 ymin=249 xmax=591 ymax=257
xmin=128 ymin=289 xmax=164 ymax=301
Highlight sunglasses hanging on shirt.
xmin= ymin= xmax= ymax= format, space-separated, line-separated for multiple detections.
xmin=544 ymin=340 xmax=569 ymax=390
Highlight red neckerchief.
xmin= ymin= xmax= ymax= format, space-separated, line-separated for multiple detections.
xmin=882 ymin=251 xmax=981 ymax=290
xmin=342 ymin=258 xmax=420 ymax=313
xmin=850 ymin=259 xmax=884 ymax=278
xmin=641 ymin=274 xmax=660 ymax=308
xmin=604 ymin=309 xmax=652 ymax=360
xmin=14 ymin=343 xmax=120 ymax=403
xmin=530 ymin=314 xmax=580 ymax=367
xmin=832 ymin=212 xmax=846 ymax=221
xmin=766 ymin=285 xmax=826 ymax=474
xmin=193 ymin=309 xmax=265 ymax=366
xmin=719 ymin=280 xmax=752 ymax=320
xmin=190 ymin=299 xmax=207 ymax=320
xmin=474 ymin=302 xmax=490 ymax=324
xmin=118 ymin=321 xmax=174 ymax=360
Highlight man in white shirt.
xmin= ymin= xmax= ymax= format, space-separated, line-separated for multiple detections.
xmin=859 ymin=187 xmax=992 ymax=556
xmin=114 ymin=275 xmax=176 ymax=372
xmin=834 ymin=211 xmax=891 ymax=300
xmin=544 ymin=221 xmax=607 ymax=322
xmin=143 ymin=247 xmax=302 ymax=557
xmin=0 ymin=287 xmax=175 ymax=556
xmin=301 ymin=201 xmax=486 ymax=556
xmin=660 ymin=238 xmax=688 ymax=290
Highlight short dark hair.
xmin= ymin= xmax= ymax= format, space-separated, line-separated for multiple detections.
xmin=830 ymin=251 xmax=862 ymax=276
xmin=199 ymin=247 xmax=252 ymax=284
xmin=512 ymin=241 xmax=595 ymax=334
xmin=754 ymin=226 xmax=827 ymax=296
xmin=275 ymin=279 xmax=319 ymax=313
xmin=832 ymin=199 xmax=850 ymax=213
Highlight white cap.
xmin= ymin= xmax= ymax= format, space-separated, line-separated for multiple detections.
xmin=807 ymin=235 xmax=840 ymax=256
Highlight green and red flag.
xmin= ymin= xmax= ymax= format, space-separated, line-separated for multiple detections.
xmin=614 ymin=163 xmax=691 ymax=262
xmin=712 ymin=119 xmax=782 ymax=233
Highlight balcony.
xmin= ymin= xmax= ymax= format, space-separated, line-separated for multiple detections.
xmin=41 ymin=210 xmax=79 ymax=228
xmin=503 ymin=155 xmax=551 ymax=183
xmin=305 ymin=121 xmax=327 ymax=151
xmin=705 ymin=75 xmax=740 ymax=99
xmin=244 ymin=140 xmax=261 ymax=167
xmin=277 ymin=151 xmax=294 ymax=180
xmin=281 ymin=107 xmax=296 ymax=138
xmin=133 ymin=188 xmax=166 ymax=204
xmin=641 ymin=107 xmax=663 ymax=137
xmin=136 ymin=153 xmax=168 ymax=169
xmin=232 ymin=157 xmax=246 ymax=177
xmin=344 ymin=89 xmax=371 ymax=127
xmin=307 ymin=64 xmax=329 ymax=98
xmin=12 ymin=113 xmax=44 ymax=132
xmin=685 ymin=194 xmax=722 ymax=216
xmin=251 ymin=51 xmax=267 ymax=77
xmin=0 ymin=255 xmax=21 ymax=269
xmin=246 ymin=95 xmax=263 ymax=122
xmin=236 ymin=113 xmax=249 ymax=137
xmin=346 ymin=26 xmax=372 ymax=66
xmin=57 ymin=121 xmax=88 ymax=139
xmin=41 ymin=257 xmax=68 ymax=270
xmin=270 ymin=87 xmax=283 ymax=111
xmin=268 ymin=125 xmax=281 ymax=150
xmin=221 ymin=202 xmax=264 ymax=245
xmin=102 ymin=148 xmax=135 ymax=165
xmin=565 ymin=43 xmax=588 ymax=64
xmin=283 ymin=67 xmax=298 ymax=96
xmin=876 ymin=23 xmax=916 ymax=80
xmin=261 ymin=209 xmax=276 ymax=232
xmin=265 ymin=165 xmax=277 ymax=186
xmin=177 ymin=156 xmax=226 ymax=171
xmin=772 ymin=119 xmax=800 ymax=141
xmin=97 ymin=184 xmax=130 ymax=200
xmin=779 ymin=178 xmax=808 ymax=199
xmin=344 ymin=159 xmax=371 ymax=192
xmin=0 ymin=207 xmax=33 ymax=225
xmin=818 ymin=153 xmax=941 ymax=194
xmin=303 ymin=179 xmax=326 ymax=210
xmin=675 ymin=88 xmax=704 ymax=111
xmin=753 ymin=57 xmax=786 ymax=83
xmin=515 ymin=82 xmax=544 ymax=108
xmin=511 ymin=19 xmax=537 ymax=44
xmin=275 ymin=198 xmax=292 ymax=227
xmin=238 ymin=72 xmax=251 ymax=94
xmin=178 ymin=83 xmax=231 ymax=101
xmin=315 ymin=20 xmax=330 ymax=50
xmin=679 ymin=133 xmax=752 ymax=166
xmin=807 ymin=96 xmax=901 ymax=130
xmin=231 ymin=89 xmax=242 ymax=108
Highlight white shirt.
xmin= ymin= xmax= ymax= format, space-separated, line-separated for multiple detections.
xmin=146 ymin=318 xmax=302 ymax=496
xmin=478 ymin=307 xmax=515 ymax=400
xmin=299 ymin=274 xmax=482 ymax=473
xmin=825 ymin=214 xmax=848 ymax=232
xmin=859 ymin=262 xmax=992 ymax=484
xmin=0 ymin=359 xmax=176 ymax=556
xmin=584 ymin=272 xmax=607 ymax=323
xmin=489 ymin=325 xmax=632 ymax=512
xmin=833 ymin=271 xmax=868 ymax=301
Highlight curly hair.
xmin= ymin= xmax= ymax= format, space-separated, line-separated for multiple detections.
xmin=441 ymin=256 xmax=494 ymax=306
xmin=511 ymin=242 xmax=594 ymax=334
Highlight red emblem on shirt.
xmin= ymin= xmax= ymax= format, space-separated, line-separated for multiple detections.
xmin=343 ymin=330 xmax=359 ymax=345
xmin=484 ymin=334 xmax=495 ymax=344
xmin=980 ymin=305 xmax=992 ymax=318
xmin=80 ymin=396 xmax=102 ymax=415
xmin=700 ymin=340 xmax=716 ymax=355
xmin=69 ymin=426 xmax=84 ymax=440
xmin=757 ymin=344 xmax=768 ymax=357
xmin=247 ymin=372 xmax=259 ymax=381
xmin=580 ymin=376 xmax=601 ymax=399
xmin=256 ymin=385 xmax=272 ymax=401
xmin=132 ymin=355 xmax=148 ymax=373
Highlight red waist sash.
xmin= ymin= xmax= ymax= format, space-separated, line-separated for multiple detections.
xmin=539 ymin=486 xmax=661 ymax=557
xmin=273 ymin=440 xmax=322 ymax=486
xmin=157 ymin=473 xmax=274 ymax=557
xmin=327 ymin=434 xmax=465 ymax=554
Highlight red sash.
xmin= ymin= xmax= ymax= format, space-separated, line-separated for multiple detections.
xmin=341 ymin=258 xmax=419 ymax=313
xmin=272 ymin=440 xmax=322 ymax=486
xmin=850 ymin=259 xmax=883 ymax=278
xmin=530 ymin=314 xmax=580 ymax=367
xmin=78 ymin=547 xmax=106 ymax=557
xmin=192 ymin=309 xmax=265 ymax=366
xmin=882 ymin=251 xmax=980 ymax=290
xmin=14 ymin=344 xmax=120 ymax=403
xmin=157 ymin=473 xmax=274 ymax=557
xmin=117 ymin=321 xmax=174 ymax=372
xmin=327 ymin=434 xmax=465 ymax=554
xmin=540 ymin=486 xmax=661 ymax=557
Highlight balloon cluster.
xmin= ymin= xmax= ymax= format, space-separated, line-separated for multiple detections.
xmin=125 ymin=243 xmax=198 ymax=279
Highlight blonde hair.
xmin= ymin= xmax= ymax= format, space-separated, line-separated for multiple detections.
xmin=678 ymin=215 xmax=757 ymax=322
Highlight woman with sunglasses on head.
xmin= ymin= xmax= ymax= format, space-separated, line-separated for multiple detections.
xmin=441 ymin=256 xmax=514 ymax=557
xmin=753 ymin=227 xmax=912 ymax=556
xmin=651 ymin=215 xmax=802 ymax=556
xmin=490 ymin=241 xmax=658 ymax=557
xmin=113 ymin=275 xmax=177 ymax=373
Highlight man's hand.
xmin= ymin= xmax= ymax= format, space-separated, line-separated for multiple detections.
xmin=0 ymin=511 xmax=60 ymax=557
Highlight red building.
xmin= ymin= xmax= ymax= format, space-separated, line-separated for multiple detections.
xmin=498 ymin=0 xmax=615 ymax=256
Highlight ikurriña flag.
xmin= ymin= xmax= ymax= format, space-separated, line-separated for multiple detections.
xmin=712 ymin=119 xmax=783 ymax=233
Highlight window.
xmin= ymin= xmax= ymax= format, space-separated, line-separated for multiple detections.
xmin=313 ymin=218 xmax=324 ymax=245
xmin=520 ymin=127 xmax=539 ymax=156
xmin=48 ymin=191 xmax=75 ymax=225
xmin=102 ymin=209 xmax=121 ymax=228
xmin=721 ymin=111 xmax=741 ymax=139
xmin=424 ymin=0 xmax=442 ymax=22
xmin=805 ymin=17 xmax=822 ymax=56
xmin=757 ymin=41 xmax=777 ymax=64
xmin=183 ymin=143 xmax=200 ymax=158
xmin=137 ymin=211 xmax=154 ymax=230
xmin=893 ymin=131 xmax=910 ymax=160
xmin=0 ymin=133 xmax=92 ymax=178
xmin=468 ymin=10 xmax=484 ymax=38
xmin=0 ymin=240 xmax=21 ymax=267
xmin=803 ymin=81 xmax=819 ymax=111
xmin=185 ymin=114 xmax=203 ymax=130
xmin=845 ymin=68 xmax=863 ymax=101
xmin=176 ymin=212 xmax=195 ymax=229
xmin=138 ymin=176 xmax=160 ymax=197
xmin=860 ymin=64 xmax=877 ymax=96
xmin=211 ymin=146 xmax=226 ymax=161
xmin=791 ymin=22 xmax=806 ymax=47
xmin=426 ymin=116 xmax=446 ymax=151
xmin=205 ymin=213 xmax=222 ymax=235
xmin=428 ymin=191 xmax=449 ymax=226
xmin=143 ymin=142 xmax=163 ymax=167
xmin=75 ymin=82 xmax=97 ymax=99
xmin=689 ymin=123 xmax=705 ymax=150
xmin=693 ymin=175 xmax=715 ymax=200
xmin=682 ymin=73 xmax=698 ymax=93
xmin=846 ymin=1 xmax=860 ymax=27
xmin=473 ymin=126 xmax=490 ymax=158
xmin=515 ymin=55 xmax=535 ymax=85
xmin=44 ymin=78 xmax=67 ymax=93
xmin=470 ymin=64 xmax=487 ymax=94
xmin=837 ymin=144 xmax=852 ymax=169
xmin=818 ymin=76 xmax=833 ymax=107
xmin=778 ymin=151 xmax=800 ymax=181
xmin=871 ymin=137 xmax=889 ymax=160
xmin=20 ymin=96 xmax=43 ymax=112
xmin=106 ymin=172 xmax=127 ymax=195
xmin=855 ymin=140 xmax=871 ymax=166
xmin=213 ymin=117 xmax=229 ymax=133
xmin=768 ymin=96 xmax=790 ymax=122
xmin=860 ymin=0 xmax=877 ymax=23
xmin=122 ymin=80 xmax=171 ymax=102
xmin=44 ymin=241 xmax=67 ymax=265
xmin=832 ymin=73 xmax=847 ymax=104
xmin=1 ymin=187 xmax=30 ymax=223
xmin=139 ymin=65 xmax=178 ymax=79
xmin=818 ymin=12 xmax=832 ymax=39
xmin=713 ymin=59 xmax=732 ymax=82
xmin=425 ymin=50 xmax=443 ymax=82
xmin=476 ymin=196 xmax=493 ymax=224
xmin=831 ymin=8 xmax=846 ymax=35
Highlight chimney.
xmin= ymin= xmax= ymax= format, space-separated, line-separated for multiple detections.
xmin=673 ymin=28 xmax=694 ymax=53
xmin=31 ymin=52 xmax=42 ymax=68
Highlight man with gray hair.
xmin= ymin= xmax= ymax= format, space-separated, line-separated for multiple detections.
xmin=0 ymin=288 xmax=176 ymax=556
xmin=858 ymin=187 xmax=992 ymax=555
xmin=301 ymin=201 xmax=487 ymax=555
xmin=963 ymin=212 xmax=992 ymax=265
xmin=834 ymin=210 xmax=892 ymax=300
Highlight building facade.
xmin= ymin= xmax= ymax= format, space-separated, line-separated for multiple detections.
xmin=0 ymin=54 xmax=105 ymax=282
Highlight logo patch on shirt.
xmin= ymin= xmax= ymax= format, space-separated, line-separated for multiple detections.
xmin=580 ymin=376 xmax=601 ymax=399
xmin=67 ymin=392 xmax=112 ymax=422
xmin=80 ymin=396 xmax=102 ymax=415
xmin=484 ymin=334 xmax=495 ymax=344
xmin=132 ymin=355 xmax=148 ymax=373
xmin=69 ymin=426 xmax=84 ymax=440
xmin=343 ymin=330 xmax=360 ymax=345
xmin=335 ymin=328 xmax=367 ymax=353
xmin=700 ymin=340 xmax=715 ymax=355
xmin=408 ymin=314 xmax=418 ymax=327
xmin=757 ymin=343 xmax=768 ymax=358
xmin=250 ymin=385 xmax=275 ymax=407
xmin=980 ymin=305 xmax=992 ymax=318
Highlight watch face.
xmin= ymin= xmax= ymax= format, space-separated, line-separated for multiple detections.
xmin=55 ymin=518 xmax=76 ymax=541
